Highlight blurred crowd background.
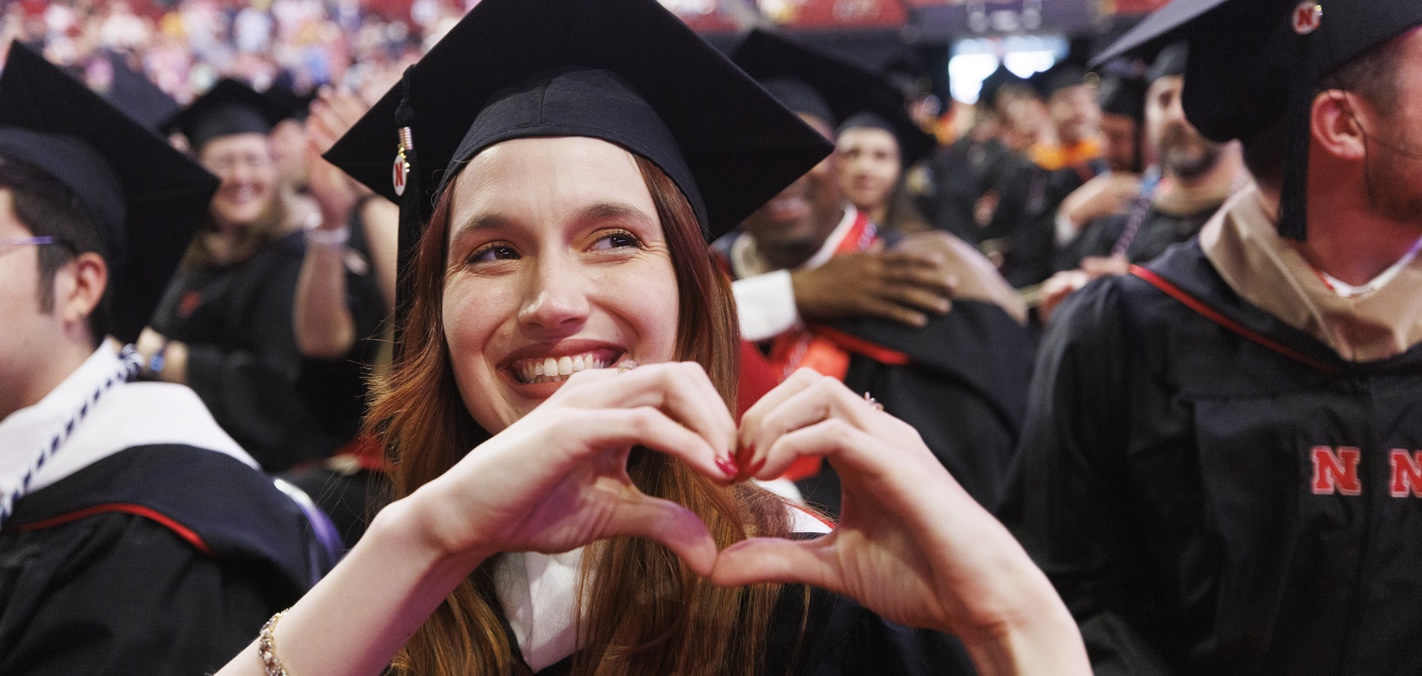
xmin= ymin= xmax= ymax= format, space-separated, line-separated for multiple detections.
xmin=0 ymin=0 xmax=1165 ymax=135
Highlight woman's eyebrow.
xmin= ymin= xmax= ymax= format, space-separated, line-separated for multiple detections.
xmin=576 ymin=202 xmax=657 ymax=229
xmin=448 ymin=212 xmax=516 ymax=252
xmin=449 ymin=201 xmax=656 ymax=252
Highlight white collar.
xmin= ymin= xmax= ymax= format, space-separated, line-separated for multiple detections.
xmin=1315 ymin=236 xmax=1422 ymax=298
xmin=0 ymin=339 xmax=255 ymax=510
xmin=729 ymin=205 xmax=859 ymax=279
xmin=493 ymin=548 xmax=586 ymax=672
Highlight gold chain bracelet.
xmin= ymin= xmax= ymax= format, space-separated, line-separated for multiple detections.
xmin=258 ymin=609 xmax=292 ymax=676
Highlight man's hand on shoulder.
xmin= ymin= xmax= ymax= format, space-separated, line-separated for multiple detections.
xmin=791 ymin=246 xmax=957 ymax=327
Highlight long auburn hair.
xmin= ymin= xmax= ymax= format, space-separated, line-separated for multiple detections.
xmin=366 ymin=151 xmax=799 ymax=675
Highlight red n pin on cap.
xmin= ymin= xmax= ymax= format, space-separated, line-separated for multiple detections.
xmin=393 ymin=126 xmax=412 ymax=197
xmin=1293 ymin=2 xmax=1321 ymax=35
xmin=392 ymin=149 xmax=408 ymax=196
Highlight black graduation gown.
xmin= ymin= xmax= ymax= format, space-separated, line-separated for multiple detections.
xmin=993 ymin=159 xmax=1107 ymax=289
xmin=1057 ymin=204 xmax=1217 ymax=272
xmin=922 ymin=137 xmax=1013 ymax=246
xmin=793 ymin=299 xmax=1034 ymax=517
xmin=1006 ymin=240 xmax=1422 ymax=674
xmin=0 ymin=444 xmax=332 ymax=675
xmin=151 ymin=230 xmax=385 ymax=472
xmin=506 ymin=562 xmax=976 ymax=675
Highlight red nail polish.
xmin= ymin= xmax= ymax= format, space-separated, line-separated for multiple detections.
xmin=715 ymin=456 xmax=738 ymax=477
xmin=748 ymin=455 xmax=767 ymax=476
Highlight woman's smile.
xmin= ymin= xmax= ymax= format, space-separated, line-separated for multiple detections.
xmin=500 ymin=341 xmax=628 ymax=385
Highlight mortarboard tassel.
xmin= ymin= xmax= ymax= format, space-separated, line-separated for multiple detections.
xmin=393 ymin=67 xmax=423 ymax=355
xmin=1278 ymin=3 xmax=1322 ymax=241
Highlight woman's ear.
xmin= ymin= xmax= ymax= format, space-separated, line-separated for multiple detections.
xmin=57 ymin=252 xmax=108 ymax=325
xmin=1311 ymin=89 xmax=1368 ymax=161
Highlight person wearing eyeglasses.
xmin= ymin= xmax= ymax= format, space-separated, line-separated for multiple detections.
xmin=0 ymin=44 xmax=334 ymax=676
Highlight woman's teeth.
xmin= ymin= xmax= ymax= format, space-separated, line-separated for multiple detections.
xmin=516 ymin=353 xmax=609 ymax=384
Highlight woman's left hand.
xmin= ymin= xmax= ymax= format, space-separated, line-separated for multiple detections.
xmin=711 ymin=368 xmax=1087 ymax=674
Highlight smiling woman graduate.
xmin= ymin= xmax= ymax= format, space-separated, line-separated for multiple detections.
xmin=213 ymin=0 xmax=1087 ymax=674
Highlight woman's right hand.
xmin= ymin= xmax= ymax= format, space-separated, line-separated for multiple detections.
xmin=407 ymin=361 xmax=740 ymax=576
xmin=305 ymin=88 xmax=370 ymax=229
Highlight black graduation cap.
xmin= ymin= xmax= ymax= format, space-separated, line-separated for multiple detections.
xmin=881 ymin=54 xmax=931 ymax=102
xmin=322 ymin=0 xmax=831 ymax=338
xmin=101 ymin=51 xmax=180 ymax=132
xmin=1098 ymin=74 xmax=1146 ymax=123
xmin=265 ymin=73 xmax=317 ymax=122
xmin=731 ymin=29 xmax=937 ymax=168
xmin=1093 ymin=0 xmax=1422 ymax=239
xmin=0 ymin=43 xmax=219 ymax=343
xmin=1145 ymin=42 xmax=1187 ymax=83
xmin=1030 ymin=61 xmax=1095 ymax=99
xmin=836 ymin=112 xmax=934 ymax=168
xmin=163 ymin=78 xmax=290 ymax=149
xmin=978 ymin=62 xmax=1027 ymax=110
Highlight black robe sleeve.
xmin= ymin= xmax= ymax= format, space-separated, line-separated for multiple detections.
xmin=152 ymin=234 xmax=385 ymax=471
xmin=998 ymin=164 xmax=1095 ymax=289
xmin=0 ymin=512 xmax=286 ymax=675
xmin=1004 ymin=277 xmax=1175 ymax=674
xmin=0 ymin=445 xmax=329 ymax=676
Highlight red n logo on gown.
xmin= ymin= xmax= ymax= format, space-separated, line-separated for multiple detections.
xmin=1390 ymin=450 xmax=1422 ymax=497
xmin=1312 ymin=446 xmax=1361 ymax=495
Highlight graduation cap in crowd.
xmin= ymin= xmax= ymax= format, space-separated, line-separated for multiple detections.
xmin=0 ymin=42 xmax=219 ymax=343
xmin=1091 ymin=56 xmax=1148 ymax=124
xmin=323 ymin=0 xmax=832 ymax=337
xmin=1098 ymin=73 xmax=1146 ymax=124
xmin=163 ymin=78 xmax=290 ymax=150
xmin=101 ymin=51 xmax=180 ymax=132
xmin=1094 ymin=0 xmax=1422 ymax=240
xmin=265 ymin=73 xmax=317 ymax=123
xmin=731 ymin=29 xmax=937 ymax=167
xmin=880 ymin=54 xmax=931 ymax=102
xmin=978 ymin=62 xmax=1026 ymax=110
xmin=1030 ymin=61 xmax=1096 ymax=100
xmin=835 ymin=112 xmax=932 ymax=168
xmin=1145 ymin=42 xmax=1188 ymax=84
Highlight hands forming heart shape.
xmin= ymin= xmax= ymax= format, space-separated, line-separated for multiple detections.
xmin=411 ymin=363 xmax=1082 ymax=666
xmin=230 ymin=363 xmax=1086 ymax=676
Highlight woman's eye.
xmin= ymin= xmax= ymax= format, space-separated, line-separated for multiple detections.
xmin=592 ymin=231 xmax=642 ymax=251
xmin=468 ymin=244 xmax=519 ymax=263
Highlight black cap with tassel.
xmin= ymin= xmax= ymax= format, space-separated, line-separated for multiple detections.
xmin=390 ymin=68 xmax=423 ymax=351
xmin=1276 ymin=4 xmax=1321 ymax=240
xmin=322 ymin=0 xmax=833 ymax=362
